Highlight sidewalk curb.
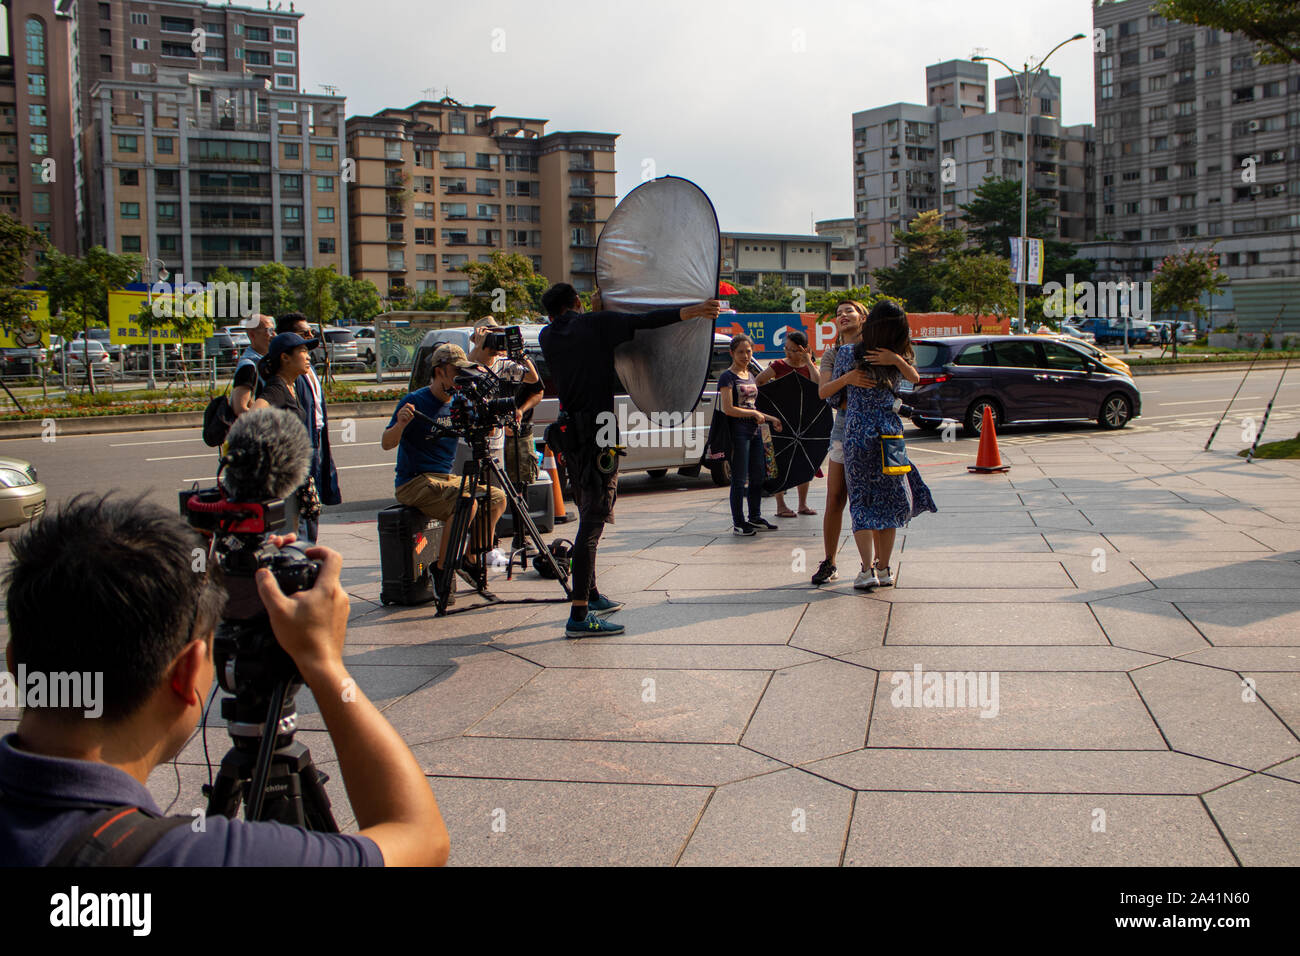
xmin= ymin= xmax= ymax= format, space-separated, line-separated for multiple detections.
xmin=1128 ymin=359 xmax=1292 ymax=377
xmin=0 ymin=400 xmax=394 ymax=439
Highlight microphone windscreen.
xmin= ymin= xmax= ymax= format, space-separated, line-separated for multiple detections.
xmin=221 ymin=407 xmax=311 ymax=502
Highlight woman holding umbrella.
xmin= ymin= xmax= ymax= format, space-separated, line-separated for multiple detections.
xmin=717 ymin=334 xmax=782 ymax=536
xmin=756 ymin=330 xmax=820 ymax=517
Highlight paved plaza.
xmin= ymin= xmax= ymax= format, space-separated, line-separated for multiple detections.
xmin=6 ymin=424 xmax=1298 ymax=865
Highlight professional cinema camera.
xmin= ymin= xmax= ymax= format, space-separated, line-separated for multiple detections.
xmin=483 ymin=324 xmax=525 ymax=362
xmin=179 ymin=407 xmax=336 ymax=831
xmin=447 ymin=365 xmax=519 ymax=454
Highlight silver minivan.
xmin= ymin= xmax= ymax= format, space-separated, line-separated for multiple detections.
xmin=409 ymin=326 xmax=734 ymax=484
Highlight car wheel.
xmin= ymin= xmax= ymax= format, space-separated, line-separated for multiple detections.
xmin=1098 ymin=393 xmax=1132 ymax=430
xmin=646 ymin=468 xmax=668 ymax=479
xmin=963 ymin=399 xmax=1002 ymax=437
xmin=364 ymin=349 xmax=375 ymax=365
xmin=678 ymin=463 xmax=702 ymax=479
xmin=708 ymin=461 xmax=731 ymax=486
xmin=911 ymin=417 xmax=941 ymax=433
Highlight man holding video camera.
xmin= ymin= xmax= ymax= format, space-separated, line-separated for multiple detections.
xmin=383 ymin=343 xmax=508 ymax=603
xmin=0 ymin=494 xmax=448 ymax=866
xmin=466 ymin=322 xmax=540 ymax=467
xmin=539 ymin=283 xmax=720 ymax=637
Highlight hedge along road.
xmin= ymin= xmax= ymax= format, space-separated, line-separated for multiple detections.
xmin=2 ymin=369 xmax=1298 ymax=528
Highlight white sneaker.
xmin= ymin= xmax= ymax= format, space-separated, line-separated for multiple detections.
xmin=874 ymin=565 xmax=894 ymax=587
xmin=853 ymin=566 xmax=879 ymax=590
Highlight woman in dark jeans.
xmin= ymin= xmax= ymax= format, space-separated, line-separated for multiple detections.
xmin=253 ymin=331 xmax=316 ymax=534
xmin=717 ymin=334 xmax=782 ymax=536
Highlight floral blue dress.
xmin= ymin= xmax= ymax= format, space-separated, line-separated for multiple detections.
xmin=831 ymin=345 xmax=938 ymax=532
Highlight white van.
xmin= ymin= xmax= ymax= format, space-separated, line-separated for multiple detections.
xmin=409 ymin=326 xmax=737 ymax=485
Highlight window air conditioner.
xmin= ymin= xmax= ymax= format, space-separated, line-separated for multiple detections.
xmin=1246 ymin=120 xmax=1261 ymax=131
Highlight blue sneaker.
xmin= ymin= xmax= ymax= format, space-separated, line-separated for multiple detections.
xmin=565 ymin=612 xmax=626 ymax=638
xmin=587 ymin=594 xmax=624 ymax=615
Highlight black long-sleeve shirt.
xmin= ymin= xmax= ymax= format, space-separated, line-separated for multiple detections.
xmin=538 ymin=307 xmax=682 ymax=416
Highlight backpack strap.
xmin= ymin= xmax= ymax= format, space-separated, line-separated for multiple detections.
xmin=48 ymin=806 xmax=192 ymax=867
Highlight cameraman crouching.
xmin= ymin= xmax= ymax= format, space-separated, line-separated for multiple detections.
xmin=0 ymin=493 xmax=448 ymax=866
xmin=382 ymin=344 xmax=507 ymax=603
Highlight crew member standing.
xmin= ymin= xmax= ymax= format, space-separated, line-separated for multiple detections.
xmin=539 ymin=283 xmax=720 ymax=637
xmin=276 ymin=313 xmax=341 ymax=543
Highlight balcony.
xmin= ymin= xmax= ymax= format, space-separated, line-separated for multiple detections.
xmin=569 ymin=185 xmax=594 ymax=196
xmin=386 ymin=204 xmax=406 ymax=217
xmin=191 ymin=186 xmax=271 ymax=198
xmin=193 ymin=218 xmax=271 ymax=231
xmin=568 ymin=161 xmax=595 ymax=171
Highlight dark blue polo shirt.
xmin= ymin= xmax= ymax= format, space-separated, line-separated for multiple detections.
xmin=389 ymin=388 xmax=457 ymax=487
xmin=0 ymin=734 xmax=383 ymax=866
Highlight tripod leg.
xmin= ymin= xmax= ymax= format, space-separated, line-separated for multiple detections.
xmin=205 ymin=750 xmax=250 ymax=819
xmin=487 ymin=457 xmax=572 ymax=599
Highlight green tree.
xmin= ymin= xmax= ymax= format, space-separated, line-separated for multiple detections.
xmin=409 ymin=287 xmax=454 ymax=312
xmin=732 ymin=273 xmax=795 ymax=313
xmin=38 ymin=246 xmax=141 ymax=395
xmin=959 ymin=177 xmax=1095 ymax=290
xmin=872 ymin=210 xmax=965 ymax=312
xmin=385 ymin=284 xmax=414 ymax=312
xmin=935 ymin=252 xmax=1019 ymax=328
xmin=292 ymin=265 xmax=340 ymax=328
xmin=806 ymin=286 xmax=902 ymax=319
xmin=332 ymin=275 xmax=384 ymax=321
xmin=251 ymin=262 xmax=295 ymax=317
xmin=1152 ymin=247 xmax=1228 ymax=358
xmin=1155 ymin=0 xmax=1300 ymax=64
xmin=459 ymin=251 xmax=548 ymax=322
xmin=0 ymin=213 xmax=49 ymax=342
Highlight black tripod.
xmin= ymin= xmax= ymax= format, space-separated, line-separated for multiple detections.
xmin=428 ymin=424 xmax=571 ymax=616
xmin=204 ymin=622 xmax=337 ymax=831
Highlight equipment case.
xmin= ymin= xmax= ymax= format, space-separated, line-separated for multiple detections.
xmin=378 ymin=505 xmax=440 ymax=606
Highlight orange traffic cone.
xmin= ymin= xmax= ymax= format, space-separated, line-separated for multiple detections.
xmin=967 ymin=406 xmax=1010 ymax=474
xmin=542 ymin=443 xmax=570 ymax=523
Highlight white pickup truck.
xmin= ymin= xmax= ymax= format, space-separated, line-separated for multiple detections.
xmin=409 ymin=326 xmax=740 ymax=485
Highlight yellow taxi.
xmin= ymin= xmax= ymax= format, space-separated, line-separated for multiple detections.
xmin=1034 ymin=332 xmax=1132 ymax=377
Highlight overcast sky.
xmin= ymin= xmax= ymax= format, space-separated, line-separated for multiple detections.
xmin=296 ymin=0 xmax=1100 ymax=234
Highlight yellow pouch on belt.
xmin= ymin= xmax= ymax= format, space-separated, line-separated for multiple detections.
xmin=881 ymin=434 xmax=912 ymax=476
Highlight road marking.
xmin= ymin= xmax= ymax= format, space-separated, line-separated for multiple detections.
xmin=149 ymin=453 xmax=219 ymax=461
xmin=907 ymin=446 xmax=972 ymax=457
xmin=181 ymin=460 xmax=393 ymax=483
xmin=1161 ymin=397 xmax=1260 ymax=406
xmin=111 ymin=437 xmax=206 ymax=447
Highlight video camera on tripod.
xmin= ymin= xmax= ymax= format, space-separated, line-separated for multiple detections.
xmin=447 ymin=364 xmax=519 ymax=449
xmin=179 ymin=406 xmax=337 ymax=831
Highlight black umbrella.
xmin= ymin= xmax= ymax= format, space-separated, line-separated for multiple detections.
xmin=756 ymin=372 xmax=833 ymax=495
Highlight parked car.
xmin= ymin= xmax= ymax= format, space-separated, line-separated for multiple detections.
xmin=0 ymin=455 xmax=45 ymax=530
xmin=353 ymin=327 xmax=377 ymax=365
xmin=409 ymin=327 xmax=738 ymax=484
xmin=204 ymin=330 xmax=247 ymax=367
xmin=73 ymin=329 xmax=125 ymax=364
xmin=311 ymin=326 xmax=364 ymax=371
xmin=1 ymin=346 xmax=46 ymax=377
xmin=1059 ymin=322 xmax=1094 ymax=343
xmin=53 ymin=341 xmax=114 ymax=378
xmin=903 ymin=335 xmax=1142 ymax=435
xmin=1151 ymin=320 xmax=1196 ymax=344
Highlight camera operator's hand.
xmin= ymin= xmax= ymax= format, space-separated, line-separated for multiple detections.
xmin=395 ymin=403 xmax=415 ymax=428
xmin=255 ymin=546 xmax=349 ymax=684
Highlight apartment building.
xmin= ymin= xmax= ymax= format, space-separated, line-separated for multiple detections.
xmin=81 ymin=0 xmax=301 ymax=117
xmin=721 ymin=232 xmax=845 ymax=292
xmin=88 ymin=69 xmax=346 ymax=282
xmin=852 ymin=59 xmax=1093 ymax=277
xmin=346 ymin=97 xmax=617 ymax=300
xmin=0 ymin=0 xmax=82 ymax=259
xmin=1086 ymin=0 xmax=1300 ymax=330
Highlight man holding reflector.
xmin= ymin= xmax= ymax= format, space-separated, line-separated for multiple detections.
xmin=541 ymin=284 xmax=720 ymax=637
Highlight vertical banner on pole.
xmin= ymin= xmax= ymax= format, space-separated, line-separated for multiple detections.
xmin=1009 ymin=237 xmax=1044 ymax=285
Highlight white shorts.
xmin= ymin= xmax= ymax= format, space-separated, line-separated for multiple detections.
xmin=829 ymin=440 xmax=844 ymax=464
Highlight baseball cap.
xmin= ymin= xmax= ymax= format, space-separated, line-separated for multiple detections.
xmin=261 ymin=331 xmax=319 ymax=375
xmin=431 ymin=343 xmax=474 ymax=369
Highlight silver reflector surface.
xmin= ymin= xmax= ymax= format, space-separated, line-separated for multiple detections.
xmin=596 ymin=176 xmax=719 ymax=416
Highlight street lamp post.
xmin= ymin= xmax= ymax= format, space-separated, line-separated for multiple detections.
xmin=974 ymin=34 xmax=1086 ymax=333
xmin=143 ymin=256 xmax=168 ymax=390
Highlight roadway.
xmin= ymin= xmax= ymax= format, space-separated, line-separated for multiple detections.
xmin=5 ymin=367 xmax=1299 ymax=525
